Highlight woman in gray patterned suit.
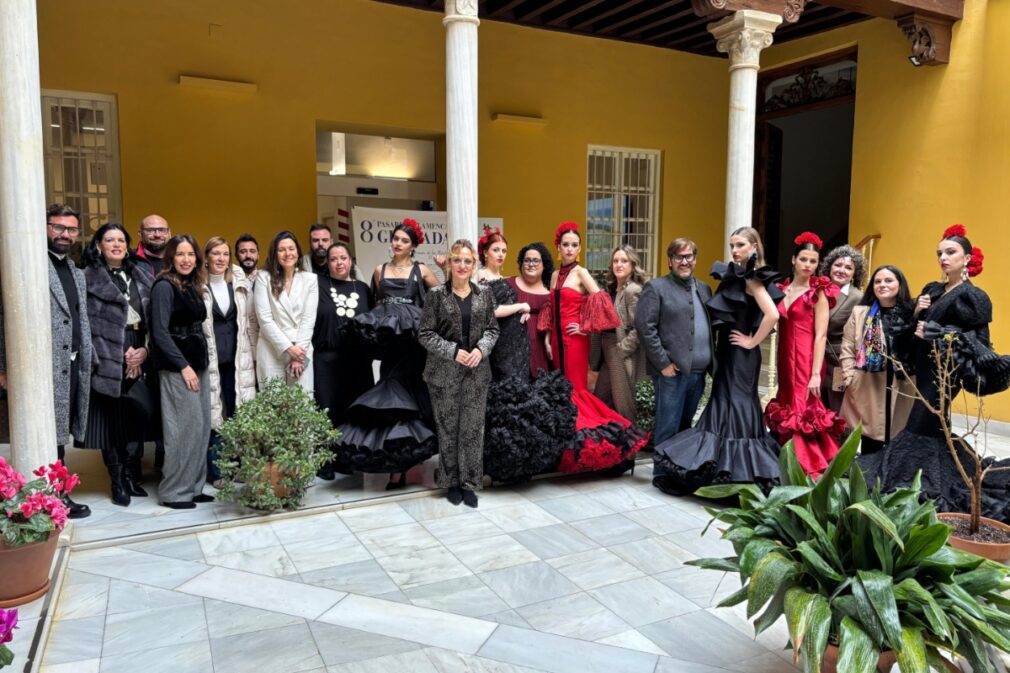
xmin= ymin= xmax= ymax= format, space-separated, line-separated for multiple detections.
xmin=418 ymin=239 xmax=499 ymax=508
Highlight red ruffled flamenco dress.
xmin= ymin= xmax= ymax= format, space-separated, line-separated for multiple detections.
xmin=763 ymin=276 xmax=845 ymax=476
xmin=539 ymin=264 xmax=650 ymax=473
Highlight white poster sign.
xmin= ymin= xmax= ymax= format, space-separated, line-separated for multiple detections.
xmin=351 ymin=207 xmax=503 ymax=283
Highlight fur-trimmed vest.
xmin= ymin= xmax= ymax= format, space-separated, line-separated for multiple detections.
xmin=84 ymin=264 xmax=152 ymax=398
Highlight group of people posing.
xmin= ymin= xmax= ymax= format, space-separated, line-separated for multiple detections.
xmin=6 ymin=204 xmax=1008 ymax=520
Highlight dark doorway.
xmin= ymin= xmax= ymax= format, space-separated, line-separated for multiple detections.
xmin=753 ymin=50 xmax=857 ymax=275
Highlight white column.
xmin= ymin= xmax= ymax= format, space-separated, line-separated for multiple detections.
xmin=710 ymin=10 xmax=782 ymax=248
xmin=443 ymin=0 xmax=480 ymax=246
xmin=0 ymin=0 xmax=58 ymax=472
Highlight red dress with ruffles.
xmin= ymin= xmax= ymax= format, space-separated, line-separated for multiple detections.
xmin=539 ymin=264 xmax=649 ymax=472
xmin=764 ymin=276 xmax=845 ymax=476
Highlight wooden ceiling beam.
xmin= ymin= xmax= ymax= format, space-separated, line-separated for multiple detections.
xmin=484 ymin=0 xmax=526 ymax=18
xmin=571 ymin=0 xmax=649 ymax=31
xmin=545 ymin=0 xmax=608 ymax=26
xmin=597 ymin=1 xmax=683 ymax=35
xmin=519 ymin=0 xmax=567 ymax=21
xmin=647 ymin=15 xmax=710 ymax=41
xmin=815 ymin=0 xmax=960 ymax=19
xmin=624 ymin=7 xmax=698 ymax=36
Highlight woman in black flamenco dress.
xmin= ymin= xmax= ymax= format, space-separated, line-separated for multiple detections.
xmin=653 ymin=227 xmax=783 ymax=496
xmin=333 ymin=219 xmax=441 ymax=484
xmin=476 ymin=230 xmax=575 ymax=483
xmin=858 ymin=225 xmax=1010 ymax=523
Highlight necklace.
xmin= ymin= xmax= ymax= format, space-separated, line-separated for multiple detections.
xmin=328 ymin=278 xmax=360 ymax=318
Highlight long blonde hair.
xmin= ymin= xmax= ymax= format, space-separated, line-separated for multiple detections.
xmin=204 ymin=236 xmax=233 ymax=283
xmin=730 ymin=226 xmax=766 ymax=266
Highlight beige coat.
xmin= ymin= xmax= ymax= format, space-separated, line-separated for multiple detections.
xmin=254 ymin=270 xmax=318 ymax=392
xmin=839 ymin=305 xmax=914 ymax=442
xmin=592 ymin=282 xmax=648 ymax=420
xmin=204 ymin=265 xmax=259 ymax=429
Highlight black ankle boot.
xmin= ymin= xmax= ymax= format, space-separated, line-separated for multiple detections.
xmin=62 ymin=495 xmax=91 ymax=519
xmin=109 ymin=465 xmax=131 ymax=507
xmin=446 ymin=487 xmax=463 ymax=505
xmin=124 ymin=471 xmax=148 ymax=498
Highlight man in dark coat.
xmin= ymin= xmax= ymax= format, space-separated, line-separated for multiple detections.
xmin=0 ymin=203 xmax=93 ymax=518
xmin=636 ymin=238 xmax=714 ymax=446
xmin=133 ymin=213 xmax=171 ymax=278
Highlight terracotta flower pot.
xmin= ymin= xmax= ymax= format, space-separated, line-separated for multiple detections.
xmin=0 ymin=533 xmax=58 ymax=607
xmin=822 ymin=644 xmax=897 ymax=673
xmin=265 ymin=462 xmax=289 ymax=499
xmin=938 ymin=512 xmax=1010 ymax=563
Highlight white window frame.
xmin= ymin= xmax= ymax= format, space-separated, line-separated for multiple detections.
xmin=41 ymin=89 xmax=123 ymax=241
xmin=585 ymin=145 xmax=661 ymax=281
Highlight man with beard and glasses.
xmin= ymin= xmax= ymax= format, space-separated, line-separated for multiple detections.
xmin=235 ymin=234 xmax=260 ymax=284
xmin=300 ymin=223 xmax=332 ymax=275
xmin=134 ymin=214 xmax=171 ymax=277
xmin=0 ymin=204 xmax=93 ymax=518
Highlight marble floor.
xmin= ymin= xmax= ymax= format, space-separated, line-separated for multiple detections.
xmin=12 ymin=422 xmax=1010 ymax=673
xmin=21 ymin=462 xmax=811 ymax=673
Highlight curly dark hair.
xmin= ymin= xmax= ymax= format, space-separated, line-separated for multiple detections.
xmin=819 ymin=245 xmax=866 ymax=288
xmin=516 ymin=241 xmax=554 ymax=289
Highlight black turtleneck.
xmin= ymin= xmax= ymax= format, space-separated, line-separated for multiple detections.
xmin=49 ymin=251 xmax=81 ymax=353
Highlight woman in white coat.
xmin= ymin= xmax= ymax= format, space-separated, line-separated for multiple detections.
xmin=254 ymin=231 xmax=318 ymax=392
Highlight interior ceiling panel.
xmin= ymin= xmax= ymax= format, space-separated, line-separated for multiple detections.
xmin=376 ymin=0 xmax=868 ymax=57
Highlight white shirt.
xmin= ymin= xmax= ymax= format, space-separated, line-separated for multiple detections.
xmin=209 ymin=273 xmax=231 ymax=315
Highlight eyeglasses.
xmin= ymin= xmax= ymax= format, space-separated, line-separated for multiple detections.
xmin=671 ymin=254 xmax=696 ymax=263
xmin=47 ymin=223 xmax=80 ymax=236
xmin=450 ymin=257 xmax=475 ymax=267
xmin=142 ymin=227 xmax=169 ymax=235
xmin=522 ymin=258 xmax=542 ymax=266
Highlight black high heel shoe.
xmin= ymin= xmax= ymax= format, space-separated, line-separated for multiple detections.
xmin=385 ymin=472 xmax=407 ymax=490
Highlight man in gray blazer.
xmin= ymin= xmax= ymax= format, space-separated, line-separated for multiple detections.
xmin=635 ymin=238 xmax=713 ymax=447
xmin=0 ymin=204 xmax=93 ymax=518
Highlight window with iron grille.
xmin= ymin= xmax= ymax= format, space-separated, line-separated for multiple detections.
xmin=586 ymin=146 xmax=660 ymax=281
xmin=41 ymin=90 xmax=123 ymax=241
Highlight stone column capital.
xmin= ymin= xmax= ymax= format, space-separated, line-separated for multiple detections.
xmin=444 ymin=0 xmax=480 ymax=27
xmin=709 ymin=10 xmax=782 ymax=71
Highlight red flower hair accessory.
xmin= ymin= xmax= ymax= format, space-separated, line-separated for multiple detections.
xmin=793 ymin=231 xmax=823 ymax=250
xmin=943 ymin=223 xmax=967 ymax=239
xmin=401 ymin=218 xmax=424 ymax=245
xmin=554 ymin=221 xmax=580 ymax=247
xmin=478 ymin=224 xmax=501 ymax=252
xmin=968 ymin=246 xmax=984 ymax=277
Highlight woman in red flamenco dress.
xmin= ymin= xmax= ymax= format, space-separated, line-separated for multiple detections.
xmin=539 ymin=222 xmax=650 ymax=473
xmin=764 ymin=232 xmax=845 ymax=476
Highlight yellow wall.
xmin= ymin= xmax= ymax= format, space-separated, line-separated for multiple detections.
xmin=762 ymin=0 xmax=1010 ymax=419
xmin=37 ymin=0 xmax=729 ymax=275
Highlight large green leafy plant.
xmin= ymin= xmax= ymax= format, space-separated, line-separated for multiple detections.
xmin=215 ymin=378 xmax=339 ymax=511
xmin=689 ymin=428 xmax=1010 ymax=673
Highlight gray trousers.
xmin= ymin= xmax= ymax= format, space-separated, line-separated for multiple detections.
xmin=430 ymin=375 xmax=487 ymax=492
xmin=159 ymin=369 xmax=211 ymax=504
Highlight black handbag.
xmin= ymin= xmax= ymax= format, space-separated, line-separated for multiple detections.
xmin=123 ymin=375 xmax=158 ymax=421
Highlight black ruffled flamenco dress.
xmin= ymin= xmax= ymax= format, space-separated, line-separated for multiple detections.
xmin=857 ymin=281 xmax=1010 ymax=523
xmin=332 ymin=262 xmax=438 ymax=474
xmin=653 ymin=258 xmax=783 ymax=496
xmin=482 ymin=278 xmax=576 ymax=483
xmin=539 ymin=264 xmax=649 ymax=473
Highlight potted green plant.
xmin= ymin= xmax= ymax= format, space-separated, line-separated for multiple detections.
xmin=688 ymin=429 xmax=1010 ymax=673
xmin=0 ymin=608 xmax=17 ymax=669
xmin=0 ymin=459 xmax=77 ymax=607
xmin=215 ymin=378 xmax=339 ymax=511
xmin=634 ymin=380 xmax=655 ymax=437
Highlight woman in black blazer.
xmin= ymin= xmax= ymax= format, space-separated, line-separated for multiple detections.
xmin=418 ymin=239 xmax=499 ymax=508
